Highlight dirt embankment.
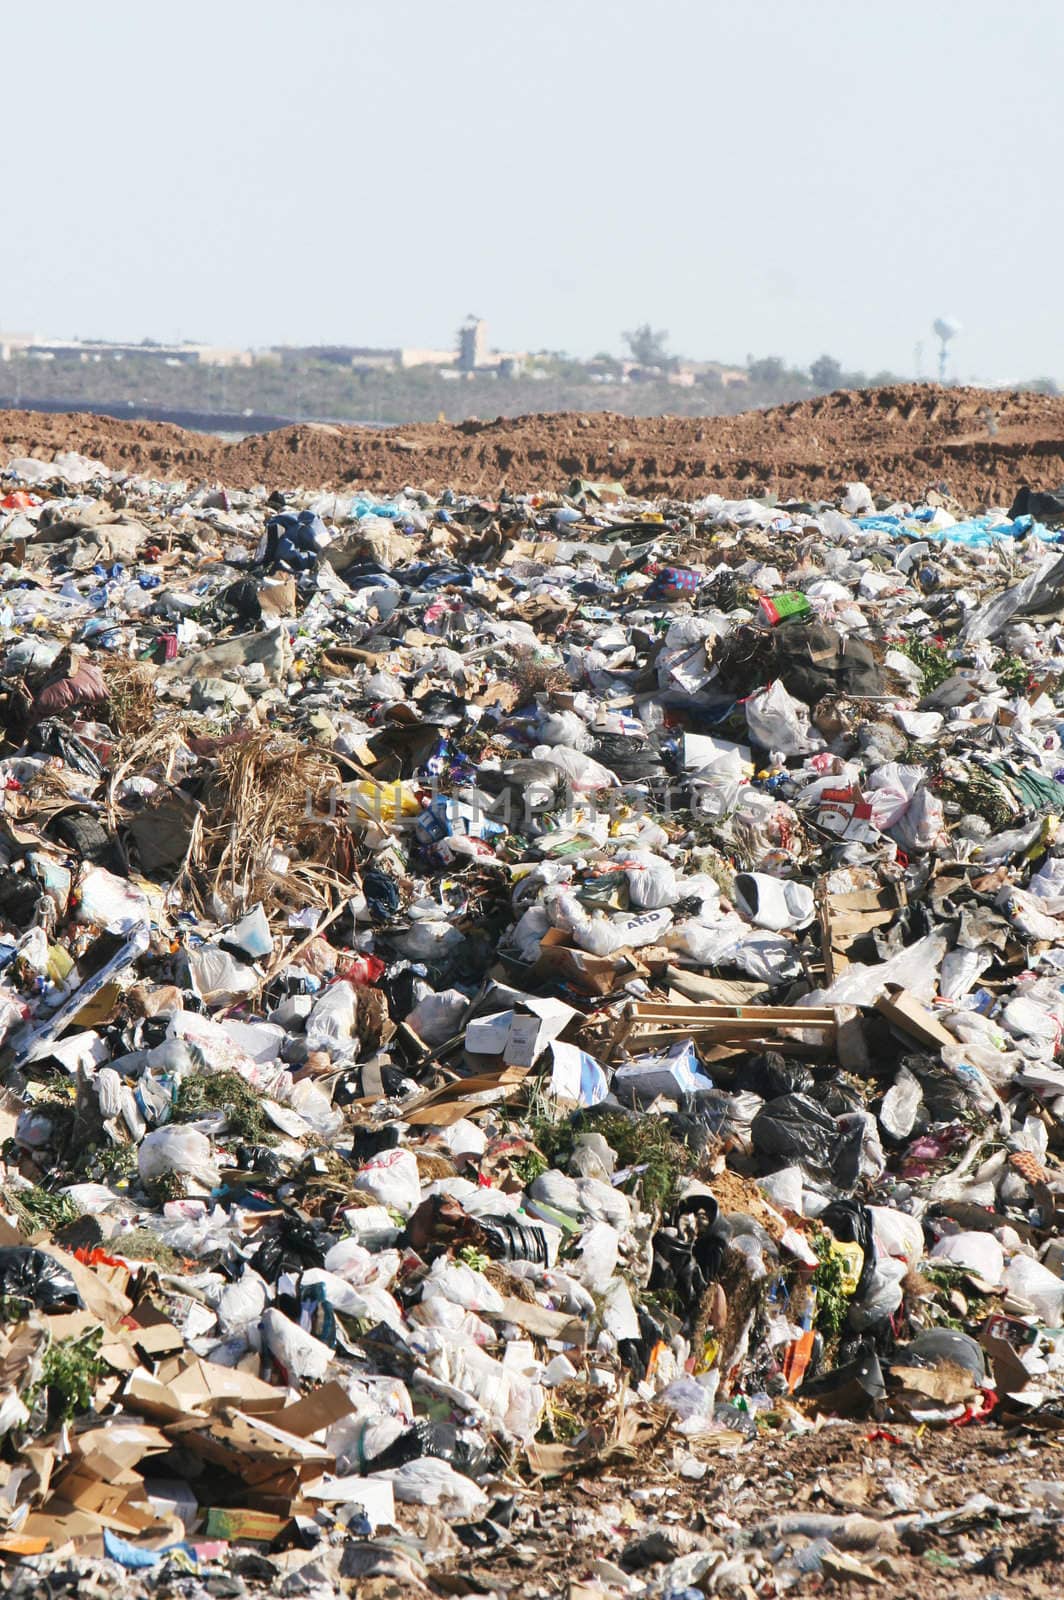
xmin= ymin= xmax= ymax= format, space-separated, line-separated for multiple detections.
xmin=3 ymin=384 xmax=1064 ymax=504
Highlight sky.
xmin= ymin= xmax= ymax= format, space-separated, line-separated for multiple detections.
xmin=3 ymin=0 xmax=1063 ymax=383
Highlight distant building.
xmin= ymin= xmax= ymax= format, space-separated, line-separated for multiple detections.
xmin=682 ymin=360 xmax=749 ymax=388
xmin=273 ymin=343 xmax=458 ymax=371
xmin=458 ymin=317 xmax=489 ymax=372
xmin=276 ymin=345 xmax=401 ymax=370
xmin=398 ymin=347 xmax=459 ymax=369
xmin=271 ymin=321 xmax=525 ymax=377
xmin=0 ymin=334 xmax=251 ymax=367
xmin=0 ymin=317 xmax=529 ymax=376
xmin=456 ymin=317 xmax=524 ymax=375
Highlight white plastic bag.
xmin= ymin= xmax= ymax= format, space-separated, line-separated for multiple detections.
xmin=260 ymin=1306 xmax=332 ymax=1381
xmin=620 ymin=850 xmax=678 ymax=910
xmin=1004 ymin=1254 xmax=1064 ymax=1322
xmin=288 ymin=1076 xmax=345 ymax=1139
xmin=932 ymin=1232 xmax=1004 ymax=1284
xmin=223 ymin=903 xmax=273 ymax=959
xmin=138 ymin=1125 xmax=220 ymax=1192
xmin=422 ymin=1257 xmax=505 ymax=1315
xmin=305 ymin=981 xmax=358 ymax=1055
xmin=75 ymin=865 xmax=149 ymax=932
xmin=324 ymin=1237 xmax=401 ymax=1289
xmin=352 ymin=1148 xmax=422 ymax=1216
xmin=371 ymin=1458 xmax=489 ymax=1519
xmin=819 ymin=931 xmax=948 ymax=1006
xmin=531 ymin=744 xmax=618 ymax=791
xmin=745 ymin=680 xmax=822 ymax=757
xmin=189 ymin=945 xmax=258 ymax=1003
xmin=299 ymin=1268 xmax=403 ymax=1331
xmin=543 ymin=887 xmax=672 ymax=956
xmin=869 ymin=1206 xmax=924 ymax=1267
xmin=214 ymin=1271 xmax=269 ymax=1334
xmin=390 ymin=920 xmax=465 ymax=960
xmin=407 ymin=989 xmax=468 ymax=1045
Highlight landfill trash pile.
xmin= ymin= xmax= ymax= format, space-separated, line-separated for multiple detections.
xmin=11 ymin=382 xmax=1064 ymax=502
xmin=3 ymin=448 xmax=1064 ymax=1598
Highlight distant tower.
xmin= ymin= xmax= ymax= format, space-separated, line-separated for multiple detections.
xmin=458 ymin=315 xmax=488 ymax=372
xmin=932 ymin=317 xmax=961 ymax=384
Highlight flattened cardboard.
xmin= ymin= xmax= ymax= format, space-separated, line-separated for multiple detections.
xmin=167 ymin=1356 xmax=286 ymax=1414
xmin=875 ymin=984 xmax=954 ymax=1050
xmin=273 ymin=1380 xmax=356 ymax=1438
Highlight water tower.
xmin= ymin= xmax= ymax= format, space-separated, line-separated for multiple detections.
xmin=932 ymin=317 xmax=961 ymax=384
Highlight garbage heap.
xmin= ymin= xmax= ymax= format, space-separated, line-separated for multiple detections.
xmin=0 ymin=456 xmax=1064 ymax=1591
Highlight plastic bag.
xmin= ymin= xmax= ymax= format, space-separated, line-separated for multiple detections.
xmin=869 ymin=1206 xmax=924 ymax=1267
xmin=940 ymin=947 xmax=992 ymax=1002
xmin=848 ymin=1255 xmax=906 ymax=1331
xmin=260 ymin=1306 xmax=332 ymax=1381
xmin=138 ymin=1126 xmax=220 ymax=1192
xmin=352 ymin=1148 xmax=422 ymax=1216
xmin=544 ymin=887 xmax=672 ymax=956
xmin=535 ymin=709 xmax=594 ymax=751
xmin=74 ymin=865 xmax=149 ymax=932
xmin=222 ymin=903 xmax=273 ymax=959
xmin=213 ymin=1271 xmax=269 ymax=1334
xmin=288 ymin=1076 xmax=345 ymax=1139
xmin=819 ymin=930 xmax=948 ymax=1006
xmin=411 ymin=1325 xmax=544 ymax=1440
xmin=324 ymin=1237 xmax=401 ymax=1289
xmin=879 ymin=1065 xmax=923 ymax=1140
xmin=390 ymin=920 xmax=465 ymax=960
xmin=0 ymin=1246 xmax=82 ymax=1311
xmin=188 ymin=944 xmax=258 ymax=1003
xmin=620 ymin=850 xmax=678 ymax=910
xmin=751 ymin=1095 xmax=837 ymax=1175
xmin=733 ymin=872 xmax=814 ymax=932
xmin=1003 ymin=1255 xmax=1064 ymax=1322
xmin=299 ymin=1268 xmax=403 ymax=1331
xmin=305 ymin=981 xmax=359 ymax=1055
xmin=932 ymin=1232 xmax=1004 ymax=1283
xmin=407 ymin=988 xmax=468 ymax=1045
xmin=745 ymin=680 xmax=822 ymax=757
xmin=531 ymin=744 xmax=617 ymax=792
xmin=370 ymin=1457 xmax=490 ymax=1519
xmin=422 ymin=1256 xmax=505 ymax=1315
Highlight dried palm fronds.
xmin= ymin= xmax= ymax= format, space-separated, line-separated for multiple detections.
xmin=106 ymin=721 xmax=196 ymax=825
xmin=185 ymin=732 xmax=346 ymax=921
xmin=101 ymin=659 xmax=161 ymax=741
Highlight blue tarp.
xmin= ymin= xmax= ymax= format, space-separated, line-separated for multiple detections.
xmin=855 ymin=511 xmax=1062 ymax=548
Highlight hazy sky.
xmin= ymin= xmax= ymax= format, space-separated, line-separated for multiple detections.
xmin=4 ymin=1 xmax=1063 ymax=381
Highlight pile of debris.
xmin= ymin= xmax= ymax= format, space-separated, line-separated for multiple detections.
xmin=0 ymin=455 xmax=1062 ymax=1594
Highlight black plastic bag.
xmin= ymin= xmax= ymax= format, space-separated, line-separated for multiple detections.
xmin=477 ymin=1214 xmax=550 ymax=1266
xmin=249 ymin=1216 xmax=325 ymax=1282
xmin=366 ymin=1419 xmax=494 ymax=1479
xmin=649 ymin=1194 xmax=726 ymax=1312
xmin=751 ymin=1093 xmax=838 ymax=1172
xmin=820 ymin=1199 xmax=875 ymax=1300
xmin=733 ymin=1051 xmax=813 ymax=1100
xmin=0 ymin=1246 xmax=83 ymax=1311
xmin=798 ymin=1346 xmax=886 ymax=1413
xmin=897 ymin=1328 xmax=986 ymax=1384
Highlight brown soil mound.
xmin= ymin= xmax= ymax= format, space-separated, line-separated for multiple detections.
xmin=3 ymin=384 xmax=1064 ymax=505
